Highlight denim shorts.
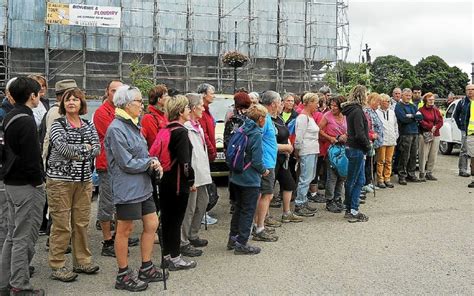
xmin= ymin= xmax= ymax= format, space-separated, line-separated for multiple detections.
xmin=115 ymin=196 xmax=156 ymax=221
xmin=260 ymin=169 xmax=275 ymax=194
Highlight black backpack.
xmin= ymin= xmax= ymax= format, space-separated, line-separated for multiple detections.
xmin=0 ymin=114 xmax=30 ymax=179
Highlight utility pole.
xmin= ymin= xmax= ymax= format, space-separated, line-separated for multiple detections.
xmin=362 ymin=43 xmax=372 ymax=90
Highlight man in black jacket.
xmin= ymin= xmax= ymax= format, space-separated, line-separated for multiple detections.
xmin=0 ymin=77 xmax=46 ymax=296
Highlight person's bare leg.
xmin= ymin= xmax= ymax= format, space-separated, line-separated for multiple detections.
xmin=100 ymin=221 xmax=113 ymax=241
xmin=256 ymin=193 xmax=273 ymax=228
xmin=140 ymin=213 xmax=158 ymax=263
xmin=282 ymin=191 xmax=292 ymax=213
xmin=115 ymin=220 xmax=133 ymax=268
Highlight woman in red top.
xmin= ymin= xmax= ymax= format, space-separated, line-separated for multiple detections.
xmin=141 ymin=84 xmax=169 ymax=149
xmin=418 ymin=92 xmax=443 ymax=181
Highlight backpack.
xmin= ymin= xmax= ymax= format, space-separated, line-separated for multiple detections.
xmin=225 ymin=127 xmax=251 ymax=173
xmin=0 ymin=113 xmax=30 ymax=178
xmin=327 ymin=144 xmax=348 ymax=177
xmin=223 ymin=113 xmax=245 ymax=150
xmin=149 ymin=123 xmax=181 ymax=171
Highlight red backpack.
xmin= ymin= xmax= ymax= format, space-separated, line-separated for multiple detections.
xmin=149 ymin=123 xmax=181 ymax=171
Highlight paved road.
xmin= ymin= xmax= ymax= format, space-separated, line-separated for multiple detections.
xmin=28 ymin=153 xmax=472 ymax=295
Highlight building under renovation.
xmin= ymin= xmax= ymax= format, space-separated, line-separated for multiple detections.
xmin=0 ymin=0 xmax=349 ymax=95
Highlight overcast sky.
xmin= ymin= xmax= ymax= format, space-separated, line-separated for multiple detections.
xmin=347 ymin=0 xmax=473 ymax=82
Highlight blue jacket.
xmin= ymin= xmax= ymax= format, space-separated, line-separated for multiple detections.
xmin=0 ymin=98 xmax=14 ymax=123
xmin=229 ymin=118 xmax=266 ymax=188
xmin=105 ymin=116 xmax=154 ymax=205
xmin=261 ymin=113 xmax=278 ymax=169
xmin=394 ymin=102 xmax=422 ymax=135
xmin=453 ymin=97 xmax=470 ymax=133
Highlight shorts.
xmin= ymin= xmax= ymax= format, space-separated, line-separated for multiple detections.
xmin=275 ymin=158 xmax=296 ymax=192
xmin=115 ymin=196 xmax=156 ymax=221
xmin=260 ymin=168 xmax=275 ymax=195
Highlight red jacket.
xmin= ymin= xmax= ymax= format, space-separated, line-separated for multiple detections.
xmin=419 ymin=105 xmax=443 ymax=136
xmin=141 ymin=105 xmax=168 ymax=149
xmin=199 ymin=105 xmax=217 ymax=162
xmin=93 ymin=100 xmax=115 ymax=171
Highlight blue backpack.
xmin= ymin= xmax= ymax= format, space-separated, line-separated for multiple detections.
xmin=225 ymin=127 xmax=251 ymax=173
xmin=327 ymin=144 xmax=348 ymax=177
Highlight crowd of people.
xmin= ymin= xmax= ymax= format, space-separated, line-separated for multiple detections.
xmin=0 ymin=75 xmax=473 ymax=295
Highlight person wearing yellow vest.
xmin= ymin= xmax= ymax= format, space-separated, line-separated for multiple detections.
xmin=411 ymin=86 xmax=424 ymax=109
xmin=453 ymin=84 xmax=474 ymax=187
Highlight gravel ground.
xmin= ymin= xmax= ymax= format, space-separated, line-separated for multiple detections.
xmin=27 ymin=153 xmax=473 ymax=295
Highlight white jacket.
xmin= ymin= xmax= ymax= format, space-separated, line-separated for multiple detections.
xmin=376 ymin=108 xmax=398 ymax=146
xmin=184 ymin=120 xmax=212 ymax=187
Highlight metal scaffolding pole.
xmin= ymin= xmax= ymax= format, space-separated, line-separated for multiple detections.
xmin=82 ymin=27 xmax=86 ymax=90
xmin=247 ymin=0 xmax=254 ymax=91
xmin=152 ymin=0 xmax=159 ymax=84
xmin=118 ymin=0 xmax=123 ymax=81
xmin=185 ymin=0 xmax=192 ymax=92
xmin=217 ymin=0 xmax=223 ymax=92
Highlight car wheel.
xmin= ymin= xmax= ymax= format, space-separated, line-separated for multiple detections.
xmin=439 ymin=141 xmax=453 ymax=155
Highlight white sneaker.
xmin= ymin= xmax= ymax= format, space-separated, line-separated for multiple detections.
xmin=362 ymin=185 xmax=374 ymax=193
xmin=201 ymin=213 xmax=218 ymax=225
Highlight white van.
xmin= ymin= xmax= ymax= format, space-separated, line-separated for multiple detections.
xmin=439 ymin=99 xmax=462 ymax=154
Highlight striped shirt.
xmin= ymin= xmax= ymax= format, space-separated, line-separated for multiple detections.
xmin=46 ymin=117 xmax=100 ymax=182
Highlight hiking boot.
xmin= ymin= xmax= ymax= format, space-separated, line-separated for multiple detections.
xmin=384 ymin=181 xmax=394 ymax=188
xmin=10 ymin=288 xmax=45 ymax=296
xmin=264 ymin=216 xmax=282 ymax=228
xmin=101 ymin=241 xmax=115 ymax=257
xmin=305 ymin=203 xmax=318 ymax=213
xmin=226 ymin=236 xmax=236 ymax=250
xmin=168 ymin=256 xmax=197 ymax=271
xmin=343 ymin=211 xmax=352 ymax=219
xmin=234 ymin=242 xmax=261 ymax=255
xmin=418 ymin=173 xmax=426 ymax=182
xmin=138 ymin=264 xmax=169 ymax=283
xmin=335 ymin=199 xmax=345 ymax=211
xmin=189 ymin=237 xmax=208 ymax=247
xmin=128 ymin=237 xmax=140 ymax=247
xmin=398 ymin=177 xmax=407 ymax=185
xmin=115 ymin=269 xmax=148 ymax=292
xmin=459 ymin=171 xmax=470 ymax=177
xmin=326 ymin=201 xmax=342 ymax=213
xmin=362 ymin=185 xmax=373 ymax=193
xmin=406 ymin=176 xmax=421 ymax=182
xmin=281 ymin=212 xmax=303 ymax=223
xmin=51 ymin=267 xmax=78 ymax=282
xmin=295 ymin=205 xmax=315 ymax=217
xmin=347 ymin=212 xmax=369 ymax=223
xmin=468 ymin=181 xmax=474 ymax=188
xmin=252 ymin=229 xmax=278 ymax=242
xmin=308 ymin=192 xmax=326 ymax=203
xmin=376 ymin=182 xmax=386 ymax=189
xmin=426 ymin=173 xmax=437 ymax=181
xmin=180 ymin=244 xmax=203 ymax=257
xmin=73 ymin=263 xmax=100 ymax=274
xmin=359 ymin=198 xmax=366 ymax=204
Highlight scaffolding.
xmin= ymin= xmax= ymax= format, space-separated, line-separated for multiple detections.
xmin=1 ymin=0 xmax=348 ymax=95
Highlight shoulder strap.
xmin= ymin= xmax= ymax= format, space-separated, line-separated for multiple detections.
xmin=4 ymin=113 xmax=30 ymax=132
xmin=56 ymin=117 xmax=68 ymax=130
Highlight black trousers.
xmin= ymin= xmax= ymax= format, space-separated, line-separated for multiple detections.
xmin=159 ymin=186 xmax=189 ymax=258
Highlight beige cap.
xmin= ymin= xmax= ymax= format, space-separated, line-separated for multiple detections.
xmin=55 ymin=79 xmax=78 ymax=94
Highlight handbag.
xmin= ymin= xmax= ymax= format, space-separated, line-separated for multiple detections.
xmin=422 ymin=131 xmax=433 ymax=143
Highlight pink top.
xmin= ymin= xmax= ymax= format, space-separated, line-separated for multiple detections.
xmin=324 ymin=111 xmax=347 ymax=137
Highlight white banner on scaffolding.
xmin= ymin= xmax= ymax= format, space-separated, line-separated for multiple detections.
xmin=46 ymin=2 xmax=121 ymax=28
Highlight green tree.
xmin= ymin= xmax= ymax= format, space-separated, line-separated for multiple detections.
xmin=129 ymin=59 xmax=154 ymax=98
xmin=370 ymin=55 xmax=419 ymax=94
xmin=324 ymin=61 xmax=372 ymax=96
xmin=399 ymin=79 xmax=413 ymax=90
xmin=415 ymin=55 xmax=469 ymax=97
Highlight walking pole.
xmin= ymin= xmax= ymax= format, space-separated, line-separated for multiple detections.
xmin=371 ymin=154 xmax=376 ymax=198
xmin=150 ymin=171 xmax=167 ymax=290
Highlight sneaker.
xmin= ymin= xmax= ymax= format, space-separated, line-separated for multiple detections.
xmin=234 ymin=242 xmax=261 ymax=255
xmin=376 ymin=182 xmax=386 ymax=189
xmin=335 ymin=199 xmax=345 ymax=211
xmin=347 ymin=212 xmax=369 ymax=223
xmin=343 ymin=211 xmax=351 ymax=219
xmin=468 ymin=181 xmax=474 ymax=188
xmin=384 ymin=181 xmax=395 ymax=188
xmin=73 ymin=263 xmax=100 ymax=274
xmin=359 ymin=198 xmax=366 ymax=204
xmin=308 ymin=192 xmax=325 ymax=203
xmin=459 ymin=171 xmax=470 ymax=177
xmin=9 ymin=288 xmax=45 ymax=296
xmin=362 ymin=185 xmax=373 ymax=193
xmin=406 ymin=176 xmax=421 ymax=182
xmin=398 ymin=178 xmax=407 ymax=185
xmin=264 ymin=216 xmax=282 ymax=228
xmin=418 ymin=173 xmax=426 ymax=182
xmin=226 ymin=236 xmax=236 ymax=250
xmin=180 ymin=244 xmax=202 ymax=257
xmin=305 ymin=203 xmax=318 ymax=213
xmin=138 ymin=264 xmax=169 ymax=283
xmin=51 ymin=267 xmax=78 ymax=282
xmin=295 ymin=205 xmax=315 ymax=217
xmin=201 ymin=213 xmax=218 ymax=225
xmin=101 ymin=240 xmax=115 ymax=257
xmin=252 ymin=229 xmax=278 ymax=242
xmin=115 ymin=269 xmax=148 ymax=292
xmin=326 ymin=201 xmax=342 ymax=213
xmin=128 ymin=237 xmax=140 ymax=247
xmin=281 ymin=212 xmax=303 ymax=223
xmin=168 ymin=256 xmax=197 ymax=271
xmin=426 ymin=173 xmax=437 ymax=181
xmin=189 ymin=237 xmax=208 ymax=247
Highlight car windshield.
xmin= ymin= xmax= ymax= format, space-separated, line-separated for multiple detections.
xmin=209 ymin=96 xmax=234 ymax=123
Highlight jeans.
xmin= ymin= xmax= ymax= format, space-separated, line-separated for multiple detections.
xmin=228 ymin=182 xmax=259 ymax=245
xmin=325 ymin=157 xmax=345 ymax=202
xmin=295 ymin=154 xmax=318 ymax=206
xmin=344 ymin=148 xmax=365 ymax=212
xmin=397 ymin=134 xmax=418 ymax=179
xmin=459 ymin=134 xmax=470 ymax=173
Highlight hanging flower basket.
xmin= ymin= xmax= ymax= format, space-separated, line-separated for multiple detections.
xmin=222 ymin=51 xmax=249 ymax=68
